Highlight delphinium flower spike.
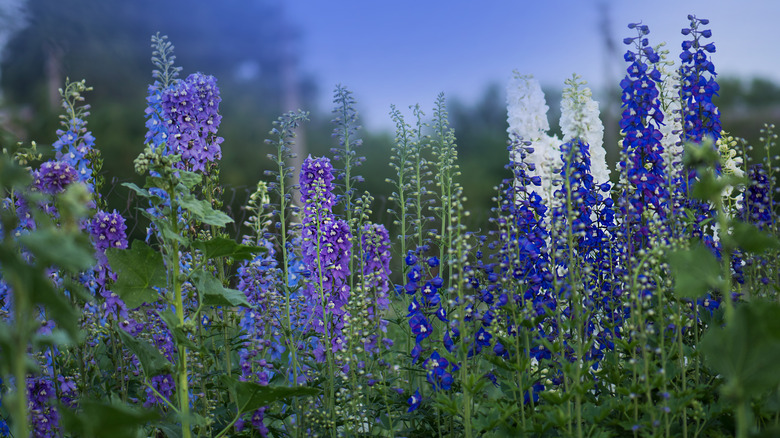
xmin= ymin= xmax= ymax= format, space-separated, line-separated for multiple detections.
xmin=559 ymin=74 xmax=610 ymax=187
xmin=676 ymin=17 xmax=723 ymax=249
xmin=145 ymin=33 xmax=181 ymax=152
xmin=679 ymin=15 xmax=720 ymax=146
xmin=617 ymin=22 xmax=669 ymax=250
xmin=52 ymin=79 xmax=97 ymax=190
xmin=161 ymin=72 xmax=224 ymax=174
xmin=506 ymin=73 xmax=560 ymax=207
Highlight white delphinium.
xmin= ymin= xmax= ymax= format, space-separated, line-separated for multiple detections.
xmin=559 ymin=74 xmax=610 ymax=186
xmin=506 ymin=72 xmax=560 ymax=205
xmin=717 ymin=132 xmax=745 ymax=219
xmin=659 ymin=72 xmax=684 ymax=182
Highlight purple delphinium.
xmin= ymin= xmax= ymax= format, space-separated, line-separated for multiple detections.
xmin=33 ymin=160 xmax=78 ymax=195
xmin=161 ymin=72 xmax=224 ymax=173
xmin=235 ymin=237 xmax=281 ymax=435
xmin=737 ymin=164 xmax=773 ymax=287
xmin=358 ymin=223 xmax=392 ymax=353
xmin=298 ymin=156 xmax=352 ymax=357
xmin=27 ymin=376 xmax=60 ymax=437
xmin=144 ymin=373 xmax=176 ymax=409
xmin=89 ymin=210 xmax=129 ymax=259
xmin=87 ymin=210 xmax=137 ymax=326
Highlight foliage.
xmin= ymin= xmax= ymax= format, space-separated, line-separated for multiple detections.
xmin=1 ymin=14 xmax=780 ymax=438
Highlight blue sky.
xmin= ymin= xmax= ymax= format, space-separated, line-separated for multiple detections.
xmin=284 ymin=0 xmax=778 ymax=131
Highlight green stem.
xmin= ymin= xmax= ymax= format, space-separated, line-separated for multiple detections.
xmin=735 ymin=400 xmax=749 ymax=438
xmin=168 ymin=192 xmax=192 ymax=438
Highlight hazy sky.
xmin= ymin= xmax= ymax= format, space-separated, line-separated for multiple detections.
xmin=285 ymin=0 xmax=778 ymax=131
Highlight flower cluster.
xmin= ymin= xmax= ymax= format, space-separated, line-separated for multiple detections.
xmin=298 ymin=156 xmax=352 ymax=357
xmin=33 ymin=160 xmax=78 ymax=195
xmin=741 ymin=164 xmax=772 ymax=229
xmin=618 ymin=22 xmax=669 ymax=243
xmin=89 ymin=209 xmax=129 ymax=254
xmin=679 ymin=15 xmax=720 ymax=145
xmin=560 ymin=76 xmax=610 ymax=186
xmin=52 ymin=115 xmax=96 ymax=186
xmin=404 ymin=249 xmax=449 ymax=363
xmin=506 ymin=73 xmax=560 ymax=205
xmin=357 ymin=223 xmax=392 ymax=352
xmin=161 ymin=72 xmax=224 ymax=172
xmin=27 ymin=376 xmax=59 ymax=437
xmin=145 ymin=84 xmax=169 ymax=150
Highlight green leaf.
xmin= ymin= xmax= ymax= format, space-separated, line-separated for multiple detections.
xmin=157 ymin=309 xmax=200 ymax=351
xmin=106 ymin=240 xmax=166 ymax=308
xmin=179 ymin=195 xmax=233 ymax=227
xmin=61 ymin=399 xmax=159 ymax=438
xmin=730 ymin=221 xmax=780 ymax=254
xmin=29 ymin=264 xmax=80 ymax=338
xmin=18 ymin=229 xmax=95 ymax=273
xmin=194 ymin=271 xmax=251 ymax=308
xmin=192 ymin=237 xmax=264 ymax=261
xmin=121 ymin=182 xmax=150 ymax=198
xmin=701 ymin=301 xmax=780 ymax=400
xmin=668 ymin=243 xmax=722 ymax=299
xmin=117 ymin=328 xmax=172 ymax=377
xmin=225 ymin=378 xmax=320 ymax=415
xmin=0 ymin=156 xmax=32 ymax=189
xmin=141 ymin=212 xmax=189 ymax=246
xmin=177 ymin=170 xmax=202 ymax=190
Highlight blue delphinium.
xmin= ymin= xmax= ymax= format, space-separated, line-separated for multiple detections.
xmin=0 ymin=378 xmax=8 ymax=436
xmin=679 ymin=15 xmax=720 ymax=146
xmin=551 ymin=139 xmax=620 ymax=369
xmin=676 ymin=17 xmax=723 ymax=253
xmin=145 ymin=33 xmax=181 ymax=153
xmin=407 ymin=388 xmax=422 ymax=412
xmin=741 ymin=164 xmax=772 ymax=229
xmin=488 ymin=135 xmax=555 ymax=396
xmin=618 ymin=22 xmax=669 ymax=248
xmin=51 ymin=80 xmax=97 ymax=188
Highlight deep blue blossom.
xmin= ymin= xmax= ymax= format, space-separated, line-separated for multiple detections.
xmin=618 ymin=22 xmax=669 ymax=247
xmin=424 ymin=350 xmax=453 ymax=391
xmin=407 ymin=388 xmax=422 ymax=412
xmin=679 ymin=15 xmax=721 ymax=145
xmin=741 ymin=164 xmax=772 ymax=229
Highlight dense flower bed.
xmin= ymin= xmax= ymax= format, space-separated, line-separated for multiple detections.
xmin=1 ymin=16 xmax=779 ymax=438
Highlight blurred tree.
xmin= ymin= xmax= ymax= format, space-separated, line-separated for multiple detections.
xmin=716 ymin=76 xmax=780 ymax=155
xmin=0 ymin=0 xmax=316 ymax=239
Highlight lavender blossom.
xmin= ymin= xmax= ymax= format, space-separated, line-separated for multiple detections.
xmin=161 ymin=72 xmax=224 ymax=172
